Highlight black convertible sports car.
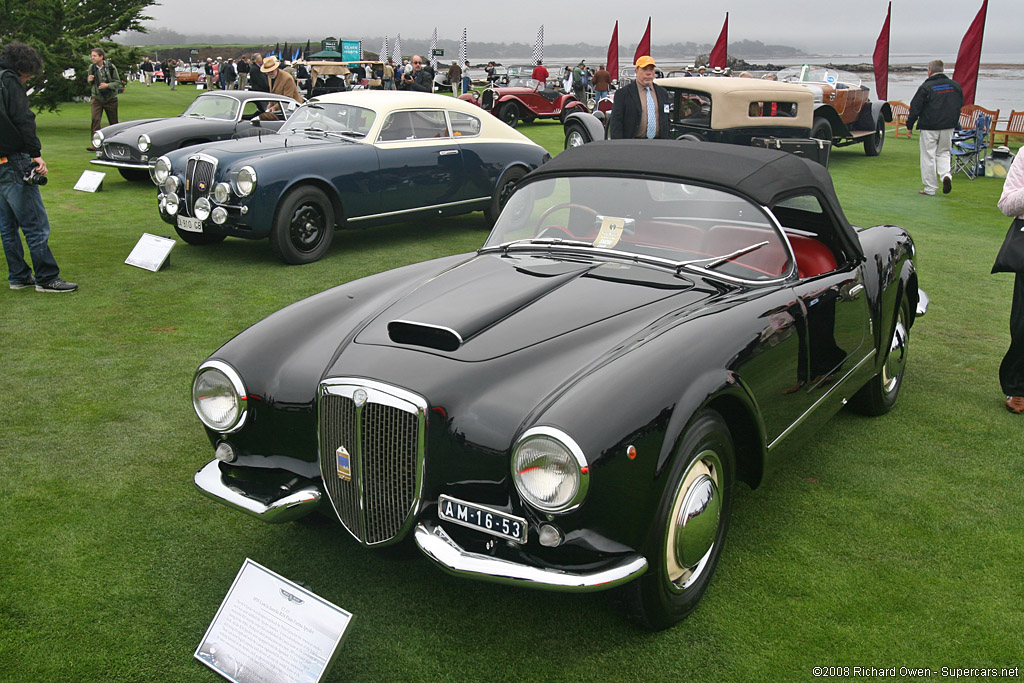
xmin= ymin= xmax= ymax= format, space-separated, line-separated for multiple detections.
xmin=190 ymin=141 xmax=927 ymax=629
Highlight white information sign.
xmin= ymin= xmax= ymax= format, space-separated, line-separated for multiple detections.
xmin=74 ymin=169 xmax=105 ymax=192
xmin=125 ymin=233 xmax=175 ymax=272
xmin=194 ymin=558 xmax=354 ymax=683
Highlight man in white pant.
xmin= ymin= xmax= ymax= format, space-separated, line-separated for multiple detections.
xmin=906 ymin=59 xmax=964 ymax=196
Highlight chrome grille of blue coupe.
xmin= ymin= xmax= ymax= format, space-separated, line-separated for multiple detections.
xmin=184 ymin=155 xmax=216 ymax=214
xmin=318 ymin=380 xmax=426 ymax=545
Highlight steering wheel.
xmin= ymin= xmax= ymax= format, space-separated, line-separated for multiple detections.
xmin=533 ymin=203 xmax=601 ymax=233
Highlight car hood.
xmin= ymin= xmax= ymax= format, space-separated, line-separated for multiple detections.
xmin=350 ymin=252 xmax=712 ymax=363
xmin=183 ymin=132 xmax=341 ymax=164
xmin=103 ymin=117 xmax=218 ymax=143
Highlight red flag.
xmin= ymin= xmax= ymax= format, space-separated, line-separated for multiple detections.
xmin=872 ymin=2 xmax=891 ymax=101
xmin=952 ymin=0 xmax=988 ymax=106
xmin=607 ymin=21 xmax=619 ymax=80
xmin=633 ymin=17 xmax=651 ymax=65
xmin=709 ymin=13 xmax=728 ymax=69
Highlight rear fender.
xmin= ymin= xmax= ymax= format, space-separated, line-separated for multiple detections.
xmin=564 ymin=111 xmax=607 ymax=142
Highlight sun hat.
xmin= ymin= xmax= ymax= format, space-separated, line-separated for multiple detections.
xmin=260 ymin=56 xmax=280 ymax=73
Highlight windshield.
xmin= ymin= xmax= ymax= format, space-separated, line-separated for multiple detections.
xmin=483 ymin=176 xmax=793 ymax=282
xmin=507 ymin=77 xmax=541 ymax=89
xmin=777 ymin=66 xmax=862 ymax=88
xmin=182 ymin=95 xmax=240 ymax=121
xmin=280 ymin=102 xmax=376 ymax=138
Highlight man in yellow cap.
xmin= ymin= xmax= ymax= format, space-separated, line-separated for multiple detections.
xmin=609 ymin=56 xmax=670 ymax=140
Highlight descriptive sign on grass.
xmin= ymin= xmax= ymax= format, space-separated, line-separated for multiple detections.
xmin=125 ymin=233 xmax=175 ymax=272
xmin=194 ymin=558 xmax=354 ymax=683
xmin=73 ymin=170 xmax=105 ymax=193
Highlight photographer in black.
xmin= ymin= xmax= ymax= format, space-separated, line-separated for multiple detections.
xmin=0 ymin=42 xmax=78 ymax=292
xmin=399 ymin=55 xmax=433 ymax=92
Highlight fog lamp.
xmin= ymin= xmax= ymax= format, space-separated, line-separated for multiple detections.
xmin=213 ymin=182 xmax=232 ymax=204
xmin=163 ymin=176 xmax=179 ymax=194
xmin=211 ymin=206 xmax=228 ymax=225
xmin=538 ymin=524 xmax=564 ymax=547
xmin=194 ymin=197 xmax=212 ymax=221
xmin=215 ymin=441 xmax=237 ymax=463
xmin=165 ymin=193 xmax=180 ymax=216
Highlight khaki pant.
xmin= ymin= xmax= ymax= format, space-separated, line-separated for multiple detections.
xmin=143 ymin=71 xmax=152 ymax=86
xmin=90 ymin=96 xmax=118 ymax=134
xmin=238 ymin=73 xmax=248 ymax=90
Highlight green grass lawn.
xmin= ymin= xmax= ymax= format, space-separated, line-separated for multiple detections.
xmin=1 ymin=84 xmax=1021 ymax=682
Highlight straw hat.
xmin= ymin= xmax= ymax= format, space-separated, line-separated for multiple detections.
xmin=260 ymin=56 xmax=280 ymax=73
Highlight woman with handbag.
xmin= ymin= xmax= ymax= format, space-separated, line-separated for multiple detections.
xmin=994 ymin=151 xmax=1024 ymax=413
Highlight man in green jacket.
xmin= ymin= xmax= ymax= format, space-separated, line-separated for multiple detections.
xmin=86 ymin=47 xmax=121 ymax=150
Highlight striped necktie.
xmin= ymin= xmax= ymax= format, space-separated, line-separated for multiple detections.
xmin=645 ymin=86 xmax=657 ymax=138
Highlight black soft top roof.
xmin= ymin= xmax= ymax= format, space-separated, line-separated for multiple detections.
xmin=526 ymin=140 xmax=860 ymax=256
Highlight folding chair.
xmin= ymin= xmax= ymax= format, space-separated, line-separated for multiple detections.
xmin=888 ymin=101 xmax=912 ymax=139
xmin=951 ymin=113 xmax=992 ymax=179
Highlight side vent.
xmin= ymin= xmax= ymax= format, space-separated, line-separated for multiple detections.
xmin=388 ymin=320 xmax=463 ymax=352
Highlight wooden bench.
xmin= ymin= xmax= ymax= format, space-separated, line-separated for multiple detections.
xmin=959 ymin=105 xmax=1000 ymax=147
xmin=993 ymin=110 xmax=1024 ymax=146
xmin=888 ymin=101 xmax=912 ymax=139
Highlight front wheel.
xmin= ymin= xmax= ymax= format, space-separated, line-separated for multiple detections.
xmin=616 ymin=409 xmax=734 ymax=630
xmin=812 ymin=117 xmax=833 ymax=143
xmin=849 ymin=294 xmax=911 ymax=415
xmin=269 ymin=186 xmax=335 ymax=265
xmin=864 ymin=115 xmax=886 ymax=156
xmin=498 ymin=102 xmax=519 ymax=128
xmin=564 ymin=123 xmax=590 ymax=150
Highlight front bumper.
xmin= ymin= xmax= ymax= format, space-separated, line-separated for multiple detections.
xmin=193 ymin=460 xmax=322 ymax=524
xmin=916 ymin=288 xmax=930 ymax=317
xmin=90 ymin=158 xmax=149 ymax=170
xmin=414 ymin=521 xmax=648 ymax=592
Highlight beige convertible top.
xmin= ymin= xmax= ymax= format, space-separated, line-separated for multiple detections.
xmin=655 ymin=77 xmax=814 ymax=130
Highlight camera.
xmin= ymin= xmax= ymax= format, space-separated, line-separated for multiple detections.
xmin=23 ymin=165 xmax=47 ymax=186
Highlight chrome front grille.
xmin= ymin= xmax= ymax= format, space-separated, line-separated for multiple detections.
xmin=184 ymin=154 xmax=216 ymax=215
xmin=318 ymin=380 xmax=426 ymax=545
xmin=103 ymin=143 xmax=133 ymax=161
xmin=482 ymin=88 xmax=495 ymax=110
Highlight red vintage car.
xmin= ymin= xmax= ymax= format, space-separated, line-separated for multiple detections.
xmin=460 ymin=77 xmax=586 ymax=128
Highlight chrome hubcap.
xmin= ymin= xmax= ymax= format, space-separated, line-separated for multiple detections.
xmin=881 ymin=308 xmax=908 ymax=394
xmin=665 ymin=450 xmax=722 ymax=591
xmin=568 ymin=131 xmax=585 ymax=147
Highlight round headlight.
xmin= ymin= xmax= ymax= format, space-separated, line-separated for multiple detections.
xmin=512 ymin=427 xmax=589 ymax=513
xmin=138 ymin=133 xmax=152 ymax=152
xmin=192 ymin=361 xmax=247 ymax=433
xmin=92 ymin=131 xmax=104 ymax=148
xmin=152 ymin=156 xmax=172 ymax=184
xmin=211 ymin=206 xmax=228 ymax=224
xmin=163 ymin=175 xmax=179 ymax=195
xmin=235 ymin=166 xmax=257 ymax=196
xmin=165 ymin=193 xmax=180 ymax=215
xmin=194 ymin=196 xmax=211 ymax=221
xmin=213 ymin=182 xmax=232 ymax=204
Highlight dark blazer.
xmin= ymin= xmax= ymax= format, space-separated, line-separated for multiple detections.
xmin=609 ymin=81 xmax=671 ymax=140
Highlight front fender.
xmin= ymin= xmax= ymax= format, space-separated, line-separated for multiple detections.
xmin=563 ymin=111 xmax=606 ymax=142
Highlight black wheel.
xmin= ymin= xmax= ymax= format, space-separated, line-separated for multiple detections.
xmin=483 ymin=166 xmax=527 ymax=227
xmin=564 ymin=123 xmax=590 ymax=150
xmin=498 ymin=102 xmax=519 ymax=128
xmin=849 ymin=294 xmax=911 ymax=415
xmin=616 ymin=410 xmax=735 ymax=630
xmin=118 ymin=168 xmax=150 ymax=182
xmin=812 ymin=117 xmax=833 ymax=143
xmin=864 ymin=115 xmax=886 ymax=156
xmin=174 ymin=226 xmax=225 ymax=245
xmin=269 ymin=186 xmax=335 ymax=265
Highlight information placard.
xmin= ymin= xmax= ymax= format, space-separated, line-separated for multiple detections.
xmin=125 ymin=233 xmax=175 ymax=272
xmin=194 ymin=558 xmax=353 ymax=683
xmin=74 ymin=170 xmax=105 ymax=193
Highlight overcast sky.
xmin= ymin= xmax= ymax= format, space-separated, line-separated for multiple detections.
xmin=144 ymin=0 xmax=1015 ymax=57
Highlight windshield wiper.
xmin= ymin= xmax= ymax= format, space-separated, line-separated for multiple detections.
xmin=481 ymin=238 xmax=596 ymax=254
xmin=678 ymin=241 xmax=770 ymax=272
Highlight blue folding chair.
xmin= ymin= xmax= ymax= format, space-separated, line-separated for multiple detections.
xmin=951 ymin=113 xmax=992 ymax=179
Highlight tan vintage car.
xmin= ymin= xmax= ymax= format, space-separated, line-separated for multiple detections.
xmin=777 ymin=66 xmax=892 ymax=156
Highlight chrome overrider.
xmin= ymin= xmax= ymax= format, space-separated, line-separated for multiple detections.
xmin=414 ymin=521 xmax=649 ymax=592
xmin=193 ymin=460 xmax=322 ymax=524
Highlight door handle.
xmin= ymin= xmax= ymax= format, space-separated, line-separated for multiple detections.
xmin=439 ymin=149 xmax=459 ymax=156
xmin=844 ymin=283 xmax=865 ymax=301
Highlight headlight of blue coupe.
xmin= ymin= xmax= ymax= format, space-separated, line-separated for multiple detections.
xmin=235 ymin=166 xmax=257 ymax=196
xmin=192 ymin=361 xmax=247 ymax=433
xmin=512 ymin=427 xmax=589 ymax=513
xmin=152 ymin=156 xmax=172 ymax=184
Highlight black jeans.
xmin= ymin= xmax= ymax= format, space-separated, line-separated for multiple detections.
xmin=1000 ymin=272 xmax=1024 ymax=396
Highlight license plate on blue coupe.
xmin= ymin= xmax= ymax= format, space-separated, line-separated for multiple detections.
xmin=176 ymin=215 xmax=203 ymax=233
xmin=438 ymin=495 xmax=528 ymax=543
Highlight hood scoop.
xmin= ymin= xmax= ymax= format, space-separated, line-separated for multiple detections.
xmin=383 ymin=256 xmax=594 ymax=352
xmin=388 ymin=321 xmax=463 ymax=351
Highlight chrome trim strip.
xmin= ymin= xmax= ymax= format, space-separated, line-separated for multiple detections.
xmin=89 ymin=159 xmax=148 ymax=170
xmin=414 ymin=522 xmax=648 ymax=592
xmin=347 ymin=197 xmax=490 ymax=222
xmin=193 ymin=460 xmax=321 ymax=524
xmin=512 ymin=426 xmax=590 ymax=514
xmin=916 ymin=289 xmax=929 ymax=317
xmin=768 ymin=349 xmax=875 ymax=451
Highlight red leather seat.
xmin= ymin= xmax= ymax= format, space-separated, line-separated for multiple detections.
xmin=788 ymin=234 xmax=837 ymax=278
